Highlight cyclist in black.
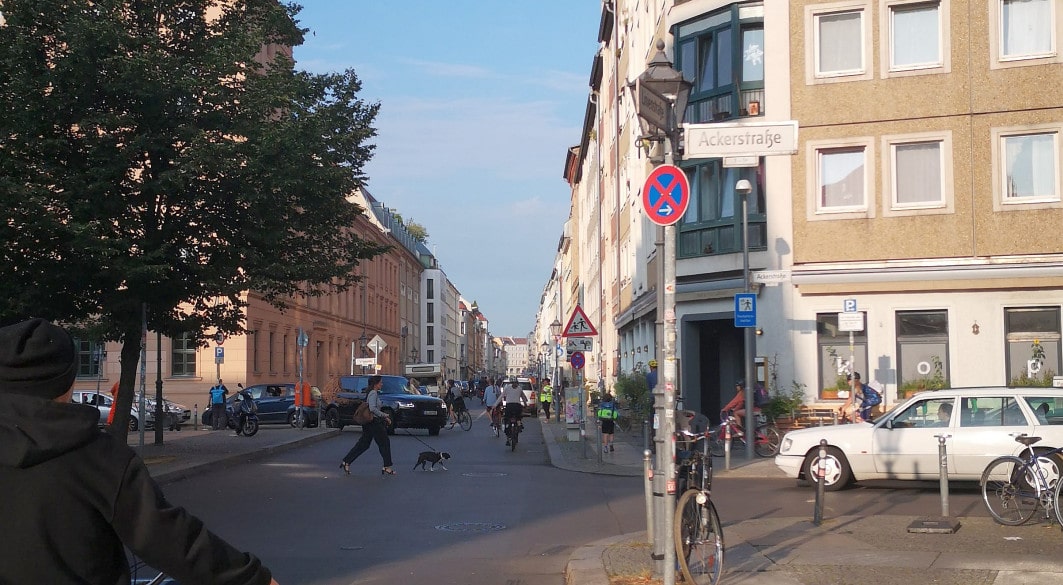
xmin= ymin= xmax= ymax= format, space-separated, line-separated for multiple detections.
xmin=493 ymin=378 xmax=528 ymax=446
xmin=445 ymin=379 xmax=466 ymax=429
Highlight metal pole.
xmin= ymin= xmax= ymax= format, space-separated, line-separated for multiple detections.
xmin=814 ymin=439 xmax=827 ymax=525
xmin=724 ymin=419 xmax=732 ymax=471
xmin=138 ymin=304 xmax=147 ymax=448
xmin=936 ymin=434 xmax=951 ymax=517
xmin=661 ymin=122 xmax=678 ymax=585
xmin=644 ymin=449 xmax=655 ymax=543
xmin=155 ymin=329 xmax=163 ymax=444
xmin=742 ymin=191 xmax=755 ymax=460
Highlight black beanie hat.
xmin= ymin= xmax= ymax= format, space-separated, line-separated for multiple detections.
xmin=0 ymin=318 xmax=78 ymax=399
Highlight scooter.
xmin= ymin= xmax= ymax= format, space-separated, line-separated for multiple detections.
xmin=231 ymin=385 xmax=259 ymax=437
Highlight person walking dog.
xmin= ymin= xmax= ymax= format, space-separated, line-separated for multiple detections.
xmin=340 ymin=375 xmax=395 ymax=477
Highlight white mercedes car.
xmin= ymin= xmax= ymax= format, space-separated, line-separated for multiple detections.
xmin=775 ymin=387 xmax=1063 ymax=490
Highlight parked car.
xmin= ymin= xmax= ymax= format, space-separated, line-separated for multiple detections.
xmin=71 ymin=390 xmax=189 ymax=431
xmin=200 ymin=383 xmax=319 ymax=428
xmin=325 ymin=374 xmax=447 ymax=435
xmin=512 ymin=377 xmax=538 ymax=416
xmin=775 ymin=387 xmax=1063 ymax=491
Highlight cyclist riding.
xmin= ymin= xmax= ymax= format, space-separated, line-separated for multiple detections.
xmin=445 ymin=379 xmax=466 ymax=429
xmin=482 ymin=378 xmax=501 ymax=433
xmin=494 ymin=378 xmax=528 ymax=447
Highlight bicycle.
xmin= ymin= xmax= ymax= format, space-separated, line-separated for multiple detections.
xmin=455 ymin=407 xmax=472 ymax=431
xmin=488 ymin=406 xmax=501 ymax=438
xmin=980 ymin=433 xmax=1063 ymax=526
xmin=708 ymin=412 xmax=781 ymax=458
xmin=129 ymin=553 xmax=172 ymax=584
xmin=674 ymin=426 xmax=725 ymax=585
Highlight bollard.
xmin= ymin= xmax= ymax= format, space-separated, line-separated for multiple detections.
xmin=832 ymin=411 xmax=838 ymax=425
xmin=723 ymin=421 xmax=732 ymax=471
xmin=936 ymin=434 xmax=951 ymax=517
xmin=814 ymin=439 xmax=827 ymax=526
xmin=193 ymin=404 xmax=198 ymax=431
xmin=644 ymin=449 xmax=655 ymax=543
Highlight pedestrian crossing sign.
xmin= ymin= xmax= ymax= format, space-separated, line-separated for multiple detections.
xmin=562 ymin=305 xmax=598 ymax=337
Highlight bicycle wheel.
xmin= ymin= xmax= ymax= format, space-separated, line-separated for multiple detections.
xmin=981 ymin=456 xmax=1039 ymax=526
xmin=458 ymin=410 xmax=472 ymax=431
xmin=674 ymin=489 xmax=724 ymax=585
xmin=754 ymin=425 xmax=782 ymax=457
xmin=1054 ymin=465 xmax=1063 ymax=528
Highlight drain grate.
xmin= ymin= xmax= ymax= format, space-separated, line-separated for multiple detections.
xmin=461 ymin=472 xmax=508 ymax=477
xmin=436 ymin=522 xmax=506 ymax=533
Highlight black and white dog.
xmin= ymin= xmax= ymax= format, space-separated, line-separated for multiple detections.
xmin=413 ymin=451 xmax=451 ymax=471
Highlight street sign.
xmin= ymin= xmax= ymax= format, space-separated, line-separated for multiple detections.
xmin=642 ymin=164 xmax=690 ymax=226
xmin=753 ymin=270 xmax=791 ymax=286
xmin=368 ymin=335 xmax=387 ymax=354
xmin=683 ymin=120 xmax=799 ymax=158
xmin=838 ymin=312 xmax=865 ymax=332
xmin=569 ymin=351 xmax=585 ymax=370
xmin=843 ymin=298 xmax=858 ymax=313
xmin=633 ymin=78 xmax=670 ymax=134
xmin=214 ymin=346 xmax=224 ymax=364
xmin=723 ymin=156 xmax=759 ymax=168
xmin=566 ymin=337 xmax=594 ymax=353
xmin=562 ymin=305 xmax=598 ymax=337
xmin=355 ymin=357 xmax=376 ymax=366
xmin=296 ymin=328 xmax=309 ymax=348
xmin=734 ymin=293 xmax=757 ymax=328
xmin=215 ymin=332 xmax=226 ymax=345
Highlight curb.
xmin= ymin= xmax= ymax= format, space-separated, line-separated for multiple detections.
xmin=150 ymin=429 xmax=341 ymax=485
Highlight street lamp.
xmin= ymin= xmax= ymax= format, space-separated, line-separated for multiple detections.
xmin=736 ymin=178 xmax=755 ymax=461
xmin=633 ymin=39 xmax=693 ymax=585
xmin=549 ymin=319 xmax=563 ymax=422
xmin=358 ymin=332 xmax=368 ymax=373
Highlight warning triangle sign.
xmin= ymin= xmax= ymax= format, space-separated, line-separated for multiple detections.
xmin=562 ymin=305 xmax=598 ymax=337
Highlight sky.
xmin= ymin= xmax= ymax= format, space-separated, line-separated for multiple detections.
xmin=289 ymin=2 xmax=603 ymax=337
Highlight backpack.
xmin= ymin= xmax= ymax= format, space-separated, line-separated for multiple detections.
xmin=754 ymin=384 xmax=770 ymax=407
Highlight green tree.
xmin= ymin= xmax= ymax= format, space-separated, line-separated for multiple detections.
xmin=404 ymin=218 xmax=430 ymax=244
xmin=0 ymin=1 xmax=387 ymax=437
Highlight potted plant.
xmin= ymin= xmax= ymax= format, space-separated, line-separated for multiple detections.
xmin=1008 ymin=340 xmax=1056 ymax=387
xmin=767 ymin=381 xmax=807 ymax=432
xmin=899 ymin=355 xmax=949 ymax=398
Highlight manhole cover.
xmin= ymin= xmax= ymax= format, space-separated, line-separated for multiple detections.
xmin=436 ymin=522 xmax=506 ymax=533
xmin=462 ymin=472 xmax=508 ymax=477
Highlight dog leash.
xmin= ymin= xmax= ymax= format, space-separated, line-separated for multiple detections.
xmin=399 ymin=428 xmax=441 ymax=452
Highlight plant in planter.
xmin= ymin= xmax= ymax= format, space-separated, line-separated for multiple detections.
xmin=821 ymin=346 xmax=849 ymax=399
xmin=898 ymin=355 xmax=949 ymax=398
xmin=765 ymin=380 xmax=807 ymax=421
xmin=1007 ymin=340 xmax=1056 ymax=388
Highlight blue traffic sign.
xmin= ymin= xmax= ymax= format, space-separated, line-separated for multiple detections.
xmin=734 ymin=293 xmax=757 ymax=328
xmin=642 ymin=164 xmax=690 ymax=226
xmin=569 ymin=351 xmax=585 ymax=370
xmin=215 ymin=346 xmax=224 ymax=359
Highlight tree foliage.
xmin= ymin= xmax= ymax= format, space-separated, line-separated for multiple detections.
xmin=403 ymin=218 xmax=429 ymax=244
xmin=0 ymin=0 xmax=387 ymax=437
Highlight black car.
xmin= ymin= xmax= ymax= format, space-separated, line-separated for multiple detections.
xmin=201 ymin=383 xmax=319 ymax=428
xmin=325 ymin=374 xmax=447 ymax=435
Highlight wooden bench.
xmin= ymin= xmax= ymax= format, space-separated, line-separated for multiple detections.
xmin=774 ymin=407 xmax=842 ymax=432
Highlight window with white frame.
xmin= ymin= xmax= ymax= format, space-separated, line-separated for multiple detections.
xmin=889 ymin=1 xmax=942 ymax=70
xmin=1002 ymin=131 xmax=1059 ymax=202
xmin=893 ymin=140 xmax=945 ymax=207
xmin=1000 ymin=0 xmax=1055 ymax=60
xmin=171 ymin=332 xmax=196 ymax=377
xmin=815 ymin=9 xmax=865 ymax=76
xmin=817 ymin=146 xmax=868 ymax=211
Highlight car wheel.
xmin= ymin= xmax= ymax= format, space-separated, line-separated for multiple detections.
xmin=803 ymin=446 xmax=852 ymax=491
xmin=325 ymin=408 xmax=342 ymax=430
xmin=428 ymin=425 xmax=440 ymax=436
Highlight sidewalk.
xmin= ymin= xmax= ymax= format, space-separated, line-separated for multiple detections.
xmin=539 ymin=419 xmax=1063 ymax=585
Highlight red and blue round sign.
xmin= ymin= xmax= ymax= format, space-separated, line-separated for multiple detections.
xmin=642 ymin=164 xmax=690 ymax=226
xmin=569 ymin=351 xmax=585 ymax=370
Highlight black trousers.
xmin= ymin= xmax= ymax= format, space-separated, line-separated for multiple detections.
xmin=211 ymin=404 xmax=225 ymax=430
xmin=342 ymin=417 xmax=393 ymax=468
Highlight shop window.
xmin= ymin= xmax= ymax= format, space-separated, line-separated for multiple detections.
xmin=1005 ymin=307 xmax=1061 ymax=386
xmin=896 ymin=310 xmax=950 ymax=398
xmin=817 ymin=313 xmax=867 ymax=399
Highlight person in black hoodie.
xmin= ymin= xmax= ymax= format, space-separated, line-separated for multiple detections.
xmin=0 ymin=318 xmax=279 ymax=585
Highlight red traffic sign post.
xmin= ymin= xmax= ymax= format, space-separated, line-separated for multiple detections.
xmin=642 ymin=164 xmax=690 ymax=226
xmin=569 ymin=351 xmax=585 ymax=370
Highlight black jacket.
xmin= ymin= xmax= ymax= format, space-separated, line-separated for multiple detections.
xmin=0 ymin=393 xmax=272 ymax=585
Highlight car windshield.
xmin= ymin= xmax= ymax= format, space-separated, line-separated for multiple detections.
xmin=379 ymin=377 xmax=421 ymax=396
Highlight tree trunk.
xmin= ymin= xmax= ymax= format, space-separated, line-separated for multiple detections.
xmin=107 ymin=322 xmax=144 ymax=442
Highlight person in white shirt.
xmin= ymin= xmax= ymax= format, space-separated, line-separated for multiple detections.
xmin=493 ymin=378 xmax=528 ymax=445
xmin=482 ymin=378 xmax=501 ymax=430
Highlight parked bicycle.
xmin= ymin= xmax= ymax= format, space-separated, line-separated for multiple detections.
xmin=709 ymin=411 xmax=781 ymax=458
xmin=674 ymin=426 xmax=725 ymax=585
xmin=980 ymin=433 xmax=1063 ymax=526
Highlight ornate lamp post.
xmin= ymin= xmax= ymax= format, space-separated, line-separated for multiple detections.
xmin=549 ymin=319 xmax=562 ymax=422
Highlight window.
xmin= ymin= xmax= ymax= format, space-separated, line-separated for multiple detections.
xmin=268 ymin=331 xmax=275 ymax=373
xmin=805 ymin=2 xmax=873 ymax=83
xmin=427 ymin=302 xmax=434 ymax=324
xmin=1005 ymin=307 xmax=1061 ymax=386
xmin=678 ymin=159 xmax=765 ymax=258
xmin=887 ymin=1 xmax=943 ymax=72
xmin=896 ymin=310 xmax=950 ymax=396
xmin=427 ymin=278 xmax=434 ymax=300
xmin=171 ymin=333 xmax=196 ymax=377
xmin=427 ymin=325 xmax=435 ymax=346
xmin=1003 ymin=132 xmax=1059 ymax=202
xmin=817 ymin=313 xmax=867 ymax=400
xmin=807 ymin=138 xmax=875 ymax=218
xmin=75 ymin=339 xmax=105 ymax=378
xmin=427 ymin=350 xmax=434 ymax=363
xmin=1001 ymin=0 xmax=1054 ymax=59
xmin=677 ymin=4 xmax=764 ymax=122
xmin=882 ymin=132 xmax=954 ymax=215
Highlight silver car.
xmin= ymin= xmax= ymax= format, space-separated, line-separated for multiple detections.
xmin=70 ymin=390 xmax=190 ymax=431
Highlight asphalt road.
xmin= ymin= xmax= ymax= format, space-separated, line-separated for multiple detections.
xmin=159 ymin=410 xmax=646 ymax=585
